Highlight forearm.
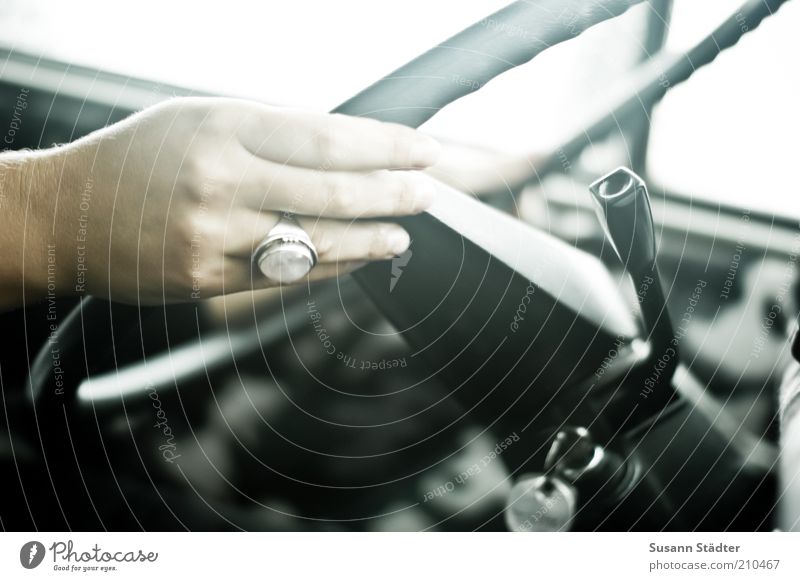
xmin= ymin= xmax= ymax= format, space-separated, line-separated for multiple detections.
xmin=0 ymin=147 xmax=83 ymax=311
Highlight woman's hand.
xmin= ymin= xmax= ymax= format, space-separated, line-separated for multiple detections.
xmin=22 ymin=97 xmax=440 ymax=305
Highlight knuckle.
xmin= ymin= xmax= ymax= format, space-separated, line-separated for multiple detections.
xmin=182 ymin=156 xmax=230 ymax=206
xmin=208 ymin=160 xmax=239 ymax=194
xmin=373 ymin=172 xmax=414 ymax=214
xmin=390 ymin=133 xmax=410 ymax=167
xmin=180 ymin=152 xmax=208 ymax=196
xmin=364 ymin=171 xmax=402 ymax=214
xmin=389 ymin=175 xmax=413 ymax=212
xmin=326 ymin=177 xmax=354 ymax=214
xmin=313 ymin=124 xmax=347 ymax=169
xmin=367 ymin=227 xmax=393 ymax=259
xmin=167 ymin=97 xmax=213 ymax=131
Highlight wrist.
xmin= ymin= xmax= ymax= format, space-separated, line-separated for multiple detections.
xmin=1 ymin=146 xmax=86 ymax=308
xmin=0 ymin=152 xmax=46 ymax=307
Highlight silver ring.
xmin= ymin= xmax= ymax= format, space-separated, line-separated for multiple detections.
xmin=252 ymin=215 xmax=318 ymax=283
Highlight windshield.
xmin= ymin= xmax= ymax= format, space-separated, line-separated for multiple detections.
xmin=648 ymin=0 xmax=800 ymax=218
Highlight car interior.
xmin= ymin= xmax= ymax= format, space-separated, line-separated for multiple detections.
xmin=1 ymin=0 xmax=798 ymax=531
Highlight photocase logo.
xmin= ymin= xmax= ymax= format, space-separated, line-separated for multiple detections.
xmin=20 ymin=541 xmax=46 ymax=569
xmin=389 ymin=248 xmax=412 ymax=293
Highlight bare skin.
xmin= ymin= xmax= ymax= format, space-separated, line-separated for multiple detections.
xmin=0 ymin=97 xmax=441 ymax=310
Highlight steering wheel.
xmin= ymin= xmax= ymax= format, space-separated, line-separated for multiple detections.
xmin=27 ymin=0 xmax=786 ymax=530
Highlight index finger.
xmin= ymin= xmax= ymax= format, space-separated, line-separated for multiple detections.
xmin=234 ymin=102 xmax=441 ymax=171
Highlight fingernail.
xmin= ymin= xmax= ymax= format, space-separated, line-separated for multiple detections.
xmin=387 ymin=228 xmax=411 ymax=255
xmin=409 ymin=135 xmax=442 ymax=167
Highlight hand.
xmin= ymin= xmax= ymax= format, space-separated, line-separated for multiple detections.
xmin=30 ymin=97 xmax=440 ymax=304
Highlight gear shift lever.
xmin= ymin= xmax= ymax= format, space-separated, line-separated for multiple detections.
xmin=589 ymin=167 xmax=677 ymax=405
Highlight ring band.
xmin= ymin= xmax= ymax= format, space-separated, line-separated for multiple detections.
xmin=253 ymin=215 xmax=318 ymax=283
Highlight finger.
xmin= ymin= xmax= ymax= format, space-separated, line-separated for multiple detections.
xmin=272 ymin=260 xmax=366 ymax=287
xmin=225 ymin=259 xmax=368 ymax=294
xmin=220 ymin=208 xmax=280 ymax=257
xmin=237 ymin=157 xmax=436 ymax=218
xmin=297 ymin=218 xmax=411 ymax=263
xmin=234 ymin=102 xmax=441 ymax=171
xmin=223 ymin=210 xmax=411 ymax=263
